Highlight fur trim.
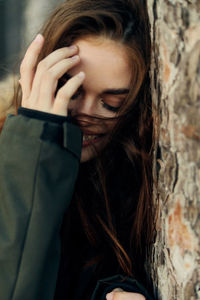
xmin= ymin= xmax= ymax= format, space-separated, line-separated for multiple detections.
xmin=0 ymin=76 xmax=17 ymax=132
xmin=0 ymin=75 xmax=17 ymax=117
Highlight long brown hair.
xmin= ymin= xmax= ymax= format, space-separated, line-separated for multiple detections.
xmin=10 ymin=0 xmax=154 ymax=285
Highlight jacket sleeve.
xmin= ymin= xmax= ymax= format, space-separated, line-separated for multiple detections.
xmin=0 ymin=114 xmax=82 ymax=300
xmin=91 ymin=275 xmax=155 ymax=300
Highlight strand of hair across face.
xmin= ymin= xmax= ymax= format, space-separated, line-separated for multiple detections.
xmin=96 ymin=214 xmax=133 ymax=277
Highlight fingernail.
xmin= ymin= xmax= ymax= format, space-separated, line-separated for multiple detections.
xmin=71 ymin=55 xmax=79 ymax=61
xmin=35 ymin=34 xmax=43 ymax=43
xmin=78 ymin=71 xmax=85 ymax=79
xmin=106 ymin=292 xmax=114 ymax=300
xmin=69 ymin=45 xmax=77 ymax=51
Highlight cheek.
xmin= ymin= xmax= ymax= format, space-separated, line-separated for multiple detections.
xmin=68 ymin=97 xmax=77 ymax=107
xmin=67 ymin=99 xmax=79 ymax=114
xmin=105 ymin=119 xmax=118 ymax=132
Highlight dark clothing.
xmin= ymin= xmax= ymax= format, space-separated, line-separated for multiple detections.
xmin=0 ymin=109 xmax=153 ymax=300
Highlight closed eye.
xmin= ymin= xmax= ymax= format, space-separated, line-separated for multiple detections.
xmin=100 ymin=100 xmax=121 ymax=112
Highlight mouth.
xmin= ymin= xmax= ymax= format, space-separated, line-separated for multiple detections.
xmin=82 ymin=133 xmax=106 ymax=147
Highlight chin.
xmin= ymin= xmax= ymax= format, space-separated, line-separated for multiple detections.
xmin=80 ymin=139 xmax=107 ymax=163
xmin=80 ymin=134 xmax=110 ymax=162
xmin=80 ymin=146 xmax=98 ymax=163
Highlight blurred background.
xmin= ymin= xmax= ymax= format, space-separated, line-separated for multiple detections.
xmin=0 ymin=0 xmax=64 ymax=79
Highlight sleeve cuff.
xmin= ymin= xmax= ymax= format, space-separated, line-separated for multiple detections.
xmin=4 ymin=113 xmax=82 ymax=160
xmin=18 ymin=107 xmax=71 ymax=124
xmin=91 ymin=275 xmax=154 ymax=300
xmin=17 ymin=107 xmax=82 ymax=159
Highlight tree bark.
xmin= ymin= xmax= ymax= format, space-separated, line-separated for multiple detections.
xmin=147 ymin=1 xmax=200 ymax=299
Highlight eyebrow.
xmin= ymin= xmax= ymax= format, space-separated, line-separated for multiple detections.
xmin=102 ymin=88 xmax=129 ymax=95
xmin=63 ymin=74 xmax=129 ymax=95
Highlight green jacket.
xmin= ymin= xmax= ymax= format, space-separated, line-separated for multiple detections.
xmin=0 ymin=113 xmax=154 ymax=300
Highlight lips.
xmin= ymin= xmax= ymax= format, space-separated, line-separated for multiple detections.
xmin=83 ymin=134 xmax=99 ymax=141
xmin=82 ymin=131 xmax=105 ymax=147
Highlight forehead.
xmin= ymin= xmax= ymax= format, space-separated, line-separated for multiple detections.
xmin=71 ymin=36 xmax=131 ymax=92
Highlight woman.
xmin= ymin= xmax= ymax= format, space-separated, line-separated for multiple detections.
xmin=0 ymin=0 xmax=155 ymax=299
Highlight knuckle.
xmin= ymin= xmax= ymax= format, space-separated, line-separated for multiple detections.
xmin=64 ymin=57 xmax=72 ymax=66
xmin=37 ymin=60 xmax=47 ymax=71
xmin=59 ymin=47 xmax=70 ymax=56
xmin=56 ymin=90 xmax=67 ymax=101
xmin=52 ymin=48 xmax=65 ymax=58
xmin=32 ymin=42 xmax=42 ymax=53
xmin=60 ymin=48 xmax=68 ymax=55
xmin=43 ymin=69 xmax=55 ymax=81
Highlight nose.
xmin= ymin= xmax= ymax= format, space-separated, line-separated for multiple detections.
xmin=69 ymin=94 xmax=96 ymax=116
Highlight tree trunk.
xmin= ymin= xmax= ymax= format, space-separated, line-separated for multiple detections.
xmin=147 ymin=1 xmax=200 ymax=299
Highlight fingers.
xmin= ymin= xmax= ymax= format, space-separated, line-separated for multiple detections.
xmin=19 ymin=34 xmax=83 ymax=116
xmin=37 ymin=45 xmax=78 ymax=70
xmin=53 ymin=72 xmax=85 ymax=116
xmin=35 ymin=55 xmax=80 ymax=110
xmin=20 ymin=34 xmax=78 ymax=107
xmin=20 ymin=34 xmax=44 ymax=103
xmin=31 ymin=45 xmax=78 ymax=95
xmin=106 ymin=290 xmax=146 ymax=300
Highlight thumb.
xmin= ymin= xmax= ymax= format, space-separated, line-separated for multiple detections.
xmin=106 ymin=288 xmax=124 ymax=300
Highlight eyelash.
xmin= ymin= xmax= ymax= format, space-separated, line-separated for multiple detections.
xmin=71 ymin=92 xmax=120 ymax=112
xmin=100 ymin=99 xmax=120 ymax=112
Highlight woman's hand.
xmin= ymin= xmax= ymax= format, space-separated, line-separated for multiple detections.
xmin=106 ymin=288 xmax=146 ymax=300
xmin=19 ymin=34 xmax=85 ymax=116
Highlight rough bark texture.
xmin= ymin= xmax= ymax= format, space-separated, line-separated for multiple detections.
xmin=147 ymin=1 xmax=200 ymax=299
